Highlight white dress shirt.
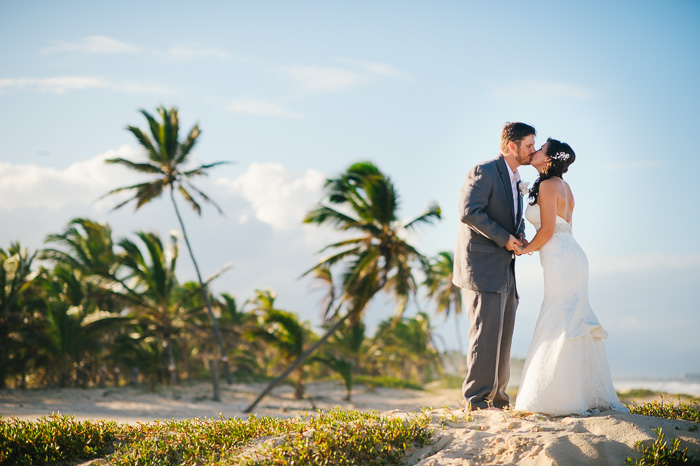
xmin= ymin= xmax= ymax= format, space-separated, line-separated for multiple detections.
xmin=503 ymin=157 xmax=520 ymax=219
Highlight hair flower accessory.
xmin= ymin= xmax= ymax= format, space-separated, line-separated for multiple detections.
xmin=552 ymin=151 xmax=571 ymax=162
xmin=519 ymin=181 xmax=530 ymax=195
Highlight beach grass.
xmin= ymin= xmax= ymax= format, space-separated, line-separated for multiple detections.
xmin=2 ymin=391 xmax=699 ymax=465
xmin=628 ymin=397 xmax=700 ymax=424
xmin=0 ymin=408 xmax=432 ymax=465
xmin=354 ymin=375 xmax=425 ymax=391
xmin=627 ymin=428 xmax=700 ymax=466
xmin=625 ymin=398 xmax=700 ymax=465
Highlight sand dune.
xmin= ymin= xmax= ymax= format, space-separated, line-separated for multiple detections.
xmin=402 ymin=408 xmax=700 ymax=465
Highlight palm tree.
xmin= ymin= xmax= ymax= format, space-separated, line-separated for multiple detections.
xmin=112 ymin=333 xmax=165 ymax=391
xmin=372 ymin=313 xmax=441 ymax=384
xmin=109 ymin=231 xmax=214 ymax=388
xmin=316 ymin=320 xmax=367 ymax=401
xmin=36 ymin=265 xmax=130 ymax=387
xmin=424 ymin=251 xmax=465 ymax=374
xmin=212 ymin=292 xmax=258 ymax=374
xmin=0 ymin=243 xmax=37 ymax=388
xmin=244 ymin=161 xmax=440 ymax=412
xmin=100 ymin=106 xmax=233 ymax=386
xmin=42 ymin=218 xmax=122 ymax=315
xmin=42 ymin=218 xmax=118 ymax=277
xmin=249 ymin=290 xmax=314 ymax=399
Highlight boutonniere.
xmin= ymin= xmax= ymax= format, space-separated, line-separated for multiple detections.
xmin=518 ymin=181 xmax=530 ymax=195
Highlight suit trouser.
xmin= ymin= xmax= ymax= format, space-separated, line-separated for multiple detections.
xmin=461 ymin=268 xmax=518 ymax=409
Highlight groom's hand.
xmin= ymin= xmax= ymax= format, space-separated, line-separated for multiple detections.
xmin=519 ymin=234 xmax=529 ymax=248
xmin=505 ymin=235 xmax=522 ymax=252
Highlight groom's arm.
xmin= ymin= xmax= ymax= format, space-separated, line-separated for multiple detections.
xmin=459 ymin=165 xmax=511 ymax=248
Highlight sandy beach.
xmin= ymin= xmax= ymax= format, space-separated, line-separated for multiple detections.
xmin=2 ymin=380 xmax=700 ymax=465
xmin=0 ymin=380 xmax=461 ymax=424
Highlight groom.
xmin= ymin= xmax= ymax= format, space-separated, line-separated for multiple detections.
xmin=453 ymin=122 xmax=536 ymax=410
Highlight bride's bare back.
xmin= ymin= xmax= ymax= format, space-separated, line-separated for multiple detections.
xmin=519 ymin=177 xmax=574 ymax=254
xmin=541 ymin=176 xmax=574 ymax=225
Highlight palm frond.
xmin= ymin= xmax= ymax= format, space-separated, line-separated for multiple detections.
xmin=181 ymin=161 xmax=233 ymax=178
xmin=303 ymin=205 xmax=362 ymax=230
xmin=161 ymin=106 xmax=179 ymax=162
xmin=40 ymin=247 xmax=84 ymax=271
xmin=99 ymin=181 xmax=154 ymax=198
xmin=105 ymin=157 xmax=164 ymax=174
xmin=183 ymin=181 xmax=224 ymax=215
xmin=404 ymin=202 xmax=442 ymax=230
xmin=140 ymin=109 xmax=164 ymax=159
xmin=177 ymin=123 xmax=201 ymax=165
xmin=300 ymin=246 xmax=362 ymax=278
xmin=135 ymin=181 xmax=166 ymax=210
xmin=177 ymin=185 xmax=202 ymax=215
xmin=108 ymin=192 xmax=142 ymax=212
xmin=318 ymin=237 xmax=367 ymax=253
xmin=340 ymin=247 xmax=381 ymax=295
xmin=125 ymin=126 xmax=158 ymax=159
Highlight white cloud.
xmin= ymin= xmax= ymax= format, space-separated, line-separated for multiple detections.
xmin=280 ymin=65 xmax=372 ymax=93
xmin=0 ymin=76 xmax=175 ymax=95
xmin=0 ymin=76 xmax=108 ymax=94
xmin=339 ymin=59 xmax=406 ymax=78
xmin=112 ymin=81 xmax=176 ymax=94
xmin=489 ymin=80 xmax=595 ymax=101
xmin=217 ymin=163 xmax=326 ymax=230
xmin=42 ymin=36 xmax=141 ymax=54
xmin=0 ymin=145 xmax=142 ymax=212
xmin=41 ymin=36 xmax=236 ymax=62
xmin=166 ymin=46 xmax=230 ymax=61
xmin=229 ymin=99 xmax=304 ymax=118
xmin=590 ymin=253 xmax=700 ymax=274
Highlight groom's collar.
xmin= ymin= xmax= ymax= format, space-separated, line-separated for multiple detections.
xmin=500 ymin=154 xmax=519 ymax=180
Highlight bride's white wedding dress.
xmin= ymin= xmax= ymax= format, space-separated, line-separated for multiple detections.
xmin=514 ymin=204 xmax=626 ymax=416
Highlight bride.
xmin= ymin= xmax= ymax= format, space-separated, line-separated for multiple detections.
xmin=513 ymin=138 xmax=626 ymax=416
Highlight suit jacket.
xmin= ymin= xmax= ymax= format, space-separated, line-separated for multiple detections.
xmin=453 ymin=155 xmax=526 ymax=292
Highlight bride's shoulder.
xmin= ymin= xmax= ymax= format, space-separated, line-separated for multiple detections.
xmin=540 ymin=177 xmax=568 ymax=191
xmin=538 ymin=178 xmax=560 ymax=192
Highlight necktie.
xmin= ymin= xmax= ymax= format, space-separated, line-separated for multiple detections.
xmin=512 ymin=173 xmax=520 ymax=221
xmin=516 ymin=180 xmax=522 ymax=222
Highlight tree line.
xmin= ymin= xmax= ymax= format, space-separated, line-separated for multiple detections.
xmin=0 ymin=107 xmax=465 ymax=403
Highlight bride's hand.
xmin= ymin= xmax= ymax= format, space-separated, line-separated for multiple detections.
xmin=519 ymin=234 xmax=529 ymax=248
xmin=505 ymin=235 xmax=522 ymax=252
xmin=513 ymin=244 xmax=524 ymax=256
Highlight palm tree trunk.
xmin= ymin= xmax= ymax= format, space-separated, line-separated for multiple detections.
xmin=294 ymin=366 xmax=304 ymax=400
xmin=210 ymin=356 xmax=221 ymax=402
xmin=0 ymin=321 xmax=7 ymax=389
xmin=244 ymin=308 xmax=352 ymax=413
xmin=169 ymin=188 xmax=233 ymax=388
xmin=166 ymin=337 xmax=177 ymax=385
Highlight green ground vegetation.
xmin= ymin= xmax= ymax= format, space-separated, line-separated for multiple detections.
xmin=0 ymin=409 xmax=432 ymax=466
xmin=626 ymin=398 xmax=700 ymax=465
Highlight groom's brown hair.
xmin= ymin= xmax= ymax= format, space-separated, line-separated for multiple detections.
xmin=500 ymin=122 xmax=536 ymax=153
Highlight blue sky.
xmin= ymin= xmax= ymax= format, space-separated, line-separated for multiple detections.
xmin=1 ymin=0 xmax=699 ymax=378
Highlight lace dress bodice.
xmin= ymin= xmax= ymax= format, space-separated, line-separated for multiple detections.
xmin=525 ymin=203 xmax=572 ymax=234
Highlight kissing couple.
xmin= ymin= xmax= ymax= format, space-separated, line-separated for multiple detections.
xmin=453 ymin=122 xmax=627 ymax=415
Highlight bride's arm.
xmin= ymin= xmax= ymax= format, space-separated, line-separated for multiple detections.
xmin=519 ymin=180 xmax=558 ymax=254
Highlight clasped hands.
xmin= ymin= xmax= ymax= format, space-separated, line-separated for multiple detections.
xmin=506 ymin=235 xmax=530 ymax=256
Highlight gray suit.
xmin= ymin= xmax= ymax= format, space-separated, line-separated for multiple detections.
xmin=453 ymin=155 xmax=525 ymax=409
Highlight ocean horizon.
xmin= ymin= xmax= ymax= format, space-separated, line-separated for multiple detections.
xmin=613 ymin=374 xmax=700 ymax=397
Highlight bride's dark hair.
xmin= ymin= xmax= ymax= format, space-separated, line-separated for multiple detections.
xmin=529 ymin=138 xmax=576 ymax=205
